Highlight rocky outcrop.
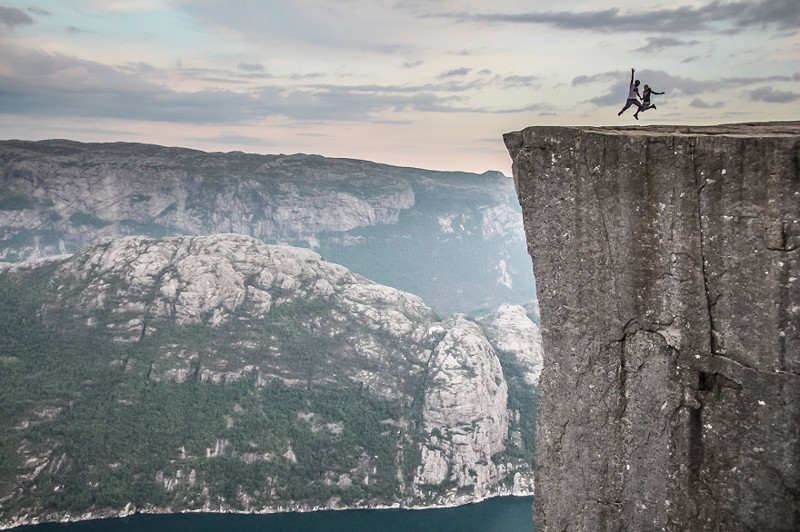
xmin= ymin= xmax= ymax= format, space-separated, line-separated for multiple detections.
xmin=0 ymin=234 xmax=539 ymax=528
xmin=415 ymin=316 xmax=509 ymax=502
xmin=0 ymin=141 xmax=414 ymax=258
xmin=0 ymin=139 xmax=534 ymax=315
xmin=477 ymin=304 xmax=543 ymax=386
xmin=505 ymin=123 xmax=800 ymax=530
xmin=38 ymin=234 xmax=435 ymax=402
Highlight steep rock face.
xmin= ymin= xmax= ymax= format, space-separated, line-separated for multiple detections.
xmin=0 ymin=141 xmax=414 ymax=257
xmin=38 ymin=234 xmax=434 ymax=402
xmin=0 ymin=234 xmax=536 ymax=528
xmin=415 ymin=316 xmax=509 ymax=502
xmin=0 ymin=140 xmax=534 ymax=316
xmin=505 ymin=123 xmax=799 ymax=531
xmin=477 ymin=304 xmax=543 ymax=386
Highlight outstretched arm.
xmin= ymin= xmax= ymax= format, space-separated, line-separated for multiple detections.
xmin=653 ymin=90 xmax=665 ymax=95
xmin=630 ymin=68 xmax=635 ymax=85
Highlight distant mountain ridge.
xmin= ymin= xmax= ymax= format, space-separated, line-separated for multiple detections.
xmin=0 ymin=234 xmax=541 ymax=528
xmin=0 ymin=139 xmax=534 ymax=315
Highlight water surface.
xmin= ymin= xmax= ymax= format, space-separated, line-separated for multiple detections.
xmin=15 ymin=496 xmax=534 ymax=532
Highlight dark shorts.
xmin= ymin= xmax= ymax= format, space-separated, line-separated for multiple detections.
xmin=621 ymin=98 xmax=642 ymax=112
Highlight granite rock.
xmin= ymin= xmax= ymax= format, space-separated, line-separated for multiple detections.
xmin=505 ymin=123 xmax=800 ymax=531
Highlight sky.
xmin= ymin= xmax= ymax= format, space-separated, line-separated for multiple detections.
xmin=0 ymin=1 xmax=798 ymax=173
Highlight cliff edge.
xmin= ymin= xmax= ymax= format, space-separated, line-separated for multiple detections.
xmin=505 ymin=123 xmax=799 ymax=530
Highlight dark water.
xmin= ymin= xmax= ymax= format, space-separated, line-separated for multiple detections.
xmin=14 ymin=496 xmax=534 ymax=532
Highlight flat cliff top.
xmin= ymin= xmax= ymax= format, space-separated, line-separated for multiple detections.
xmin=505 ymin=121 xmax=800 ymax=142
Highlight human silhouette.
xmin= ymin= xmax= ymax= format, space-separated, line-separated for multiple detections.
xmin=618 ymin=68 xmax=642 ymax=119
xmin=634 ymin=84 xmax=665 ymax=119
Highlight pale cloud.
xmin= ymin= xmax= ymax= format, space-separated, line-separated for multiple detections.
xmin=0 ymin=5 xmax=33 ymax=28
xmin=501 ymin=75 xmax=540 ymax=89
xmin=690 ymin=98 xmax=724 ymax=108
xmin=427 ymin=0 xmax=800 ymax=33
xmin=0 ymin=46 xmax=497 ymax=124
xmin=91 ymin=0 xmax=179 ymax=12
xmin=27 ymin=6 xmax=50 ymax=16
xmin=749 ymin=86 xmax=800 ymax=103
xmin=438 ymin=67 xmax=471 ymax=78
xmin=237 ymin=62 xmax=264 ymax=72
xmin=634 ymin=37 xmax=700 ymax=53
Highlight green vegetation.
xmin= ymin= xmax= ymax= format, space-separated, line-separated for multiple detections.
xmin=0 ymin=194 xmax=34 ymax=211
xmin=69 ymin=212 xmax=113 ymax=229
xmin=495 ymin=351 xmax=538 ymax=466
xmin=120 ymin=219 xmax=178 ymax=238
xmin=0 ymin=267 xmax=429 ymax=519
xmin=0 ymin=229 xmax=62 ymax=262
xmin=0 ymin=229 xmax=537 ymax=521
xmin=128 ymin=193 xmax=151 ymax=204
xmin=156 ymin=202 xmax=177 ymax=218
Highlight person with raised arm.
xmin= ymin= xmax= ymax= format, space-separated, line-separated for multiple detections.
xmin=617 ymin=67 xmax=642 ymax=119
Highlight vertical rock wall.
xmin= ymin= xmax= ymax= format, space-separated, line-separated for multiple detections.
xmin=505 ymin=123 xmax=800 ymax=531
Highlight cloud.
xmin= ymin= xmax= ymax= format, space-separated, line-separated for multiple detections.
xmin=119 ymin=61 xmax=159 ymax=73
xmin=572 ymin=71 xmax=620 ymax=86
xmin=237 ymin=62 xmax=264 ymax=72
xmin=496 ymin=102 xmax=555 ymax=114
xmin=0 ymin=46 xmax=492 ymax=125
xmin=181 ymin=1 xmax=422 ymax=56
xmin=502 ymin=75 xmax=540 ymax=89
xmin=437 ymin=67 xmax=471 ymax=78
xmin=27 ymin=7 xmax=50 ymax=16
xmin=0 ymin=46 xmax=265 ymax=123
xmin=749 ymin=86 xmax=800 ymax=103
xmin=0 ymin=6 xmax=34 ymax=28
xmin=689 ymin=98 xmax=724 ymax=109
xmin=427 ymin=0 xmax=800 ymax=33
xmin=634 ymin=37 xmax=699 ymax=53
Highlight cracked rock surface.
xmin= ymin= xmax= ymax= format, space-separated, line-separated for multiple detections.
xmin=0 ymin=234 xmax=542 ymax=527
xmin=505 ymin=122 xmax=800 ymax=531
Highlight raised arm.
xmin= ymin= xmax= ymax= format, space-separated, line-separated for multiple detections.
xmin=630 ymin=68 xmax=635 ymax=85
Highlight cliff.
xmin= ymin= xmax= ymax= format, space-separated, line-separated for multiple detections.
xmin=0 ymin=140 xmax=533 ymax=315
xmin=505 ymin=123 xmax=799 ymax=530
xmin=0 ymin=234 xmax=538 ymax=528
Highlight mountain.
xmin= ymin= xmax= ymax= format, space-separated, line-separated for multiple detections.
xmin=506 ymin=123 xmax=799 ymax=530
xmin=0 ymin=234 xmax=539 ymax=528
xmin=0 ymin=140 xmax=535 ymax=316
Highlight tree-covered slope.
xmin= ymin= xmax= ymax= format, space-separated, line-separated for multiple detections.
xmin=0 ymin=234 xmax=540 ymax=528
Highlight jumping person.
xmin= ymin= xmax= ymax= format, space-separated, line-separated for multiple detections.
xmin=634 ymin=84 xmax=665 ymax=119
xmin=618 ymin=67 xmax=642 ymax=119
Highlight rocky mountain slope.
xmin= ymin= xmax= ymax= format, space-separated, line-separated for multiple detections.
xmin=0 ymin=140 xmax=534 ymax=316
xmin=0 ymin=234 xmax=539 ymax=528
xmin=506 ymin=123 xmax=799 ymax=531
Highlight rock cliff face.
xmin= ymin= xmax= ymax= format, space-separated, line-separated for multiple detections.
xmin=415 ymin=316 xmax=509 ymax=500
xmin=0 ymin=234 xmax=540 ymax=528
xmin=505 ymin=123 xmax=800 ymax=530
xmin=0 ymin=140 xmax=533 ymax=315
